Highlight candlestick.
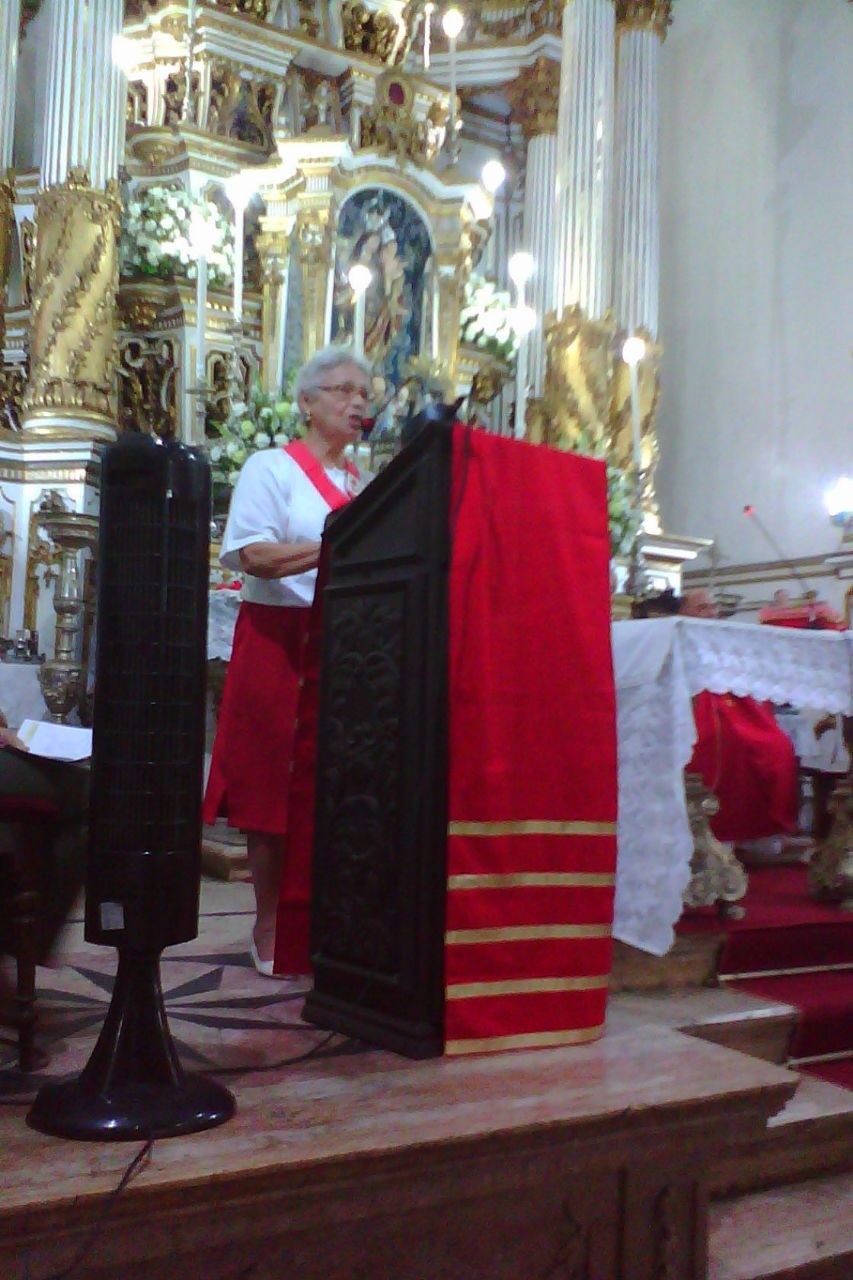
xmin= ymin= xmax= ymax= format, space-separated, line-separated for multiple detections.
xmin=353 ymin=292 xmax=366 ymax=359
xmin=629 ymin=358 xmax=642 ymax=479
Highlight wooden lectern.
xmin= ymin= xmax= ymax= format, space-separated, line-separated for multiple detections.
xmin=300 ymin=422 xmax=618 ymax=1059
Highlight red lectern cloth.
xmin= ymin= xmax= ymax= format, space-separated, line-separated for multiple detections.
xmin=444 ymin=427 xmax=618 ymax=1055
xmin=687 ymin=692 xmax=798 ymax=843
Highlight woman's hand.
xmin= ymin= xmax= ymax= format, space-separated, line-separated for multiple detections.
xmin=238 ymin=540 xmax=322 ymax=580
xmin=0 ymin=725 xmax=28 ymax=751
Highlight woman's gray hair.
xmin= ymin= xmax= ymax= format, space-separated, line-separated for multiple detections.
xmin=294 ymin=345 xmax=373 ymax=401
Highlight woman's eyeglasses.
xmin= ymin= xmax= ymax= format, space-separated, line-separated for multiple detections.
xmin=316 ymin=382 xmax=372 ymax=404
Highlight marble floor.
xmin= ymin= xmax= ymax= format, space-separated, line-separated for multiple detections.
xmin=0 ymin=877 xmax=366 ymax=1102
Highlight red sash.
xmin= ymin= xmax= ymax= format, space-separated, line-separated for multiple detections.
xmin=284 ymin=439 xmax=359 ymax=510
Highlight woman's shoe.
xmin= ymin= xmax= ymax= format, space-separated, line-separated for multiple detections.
xmin=249 ymin=938 xmax=277 ymax=978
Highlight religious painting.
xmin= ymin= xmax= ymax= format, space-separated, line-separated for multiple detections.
xmin=331 ymin=188 xmax=433 ymax=388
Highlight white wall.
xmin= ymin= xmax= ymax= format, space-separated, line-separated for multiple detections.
xmin=656 ymin=0 xmax=852 ymax=574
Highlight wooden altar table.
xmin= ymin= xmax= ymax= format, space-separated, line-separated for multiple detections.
xmin=611 ymin=617 xmax=853 ymax=956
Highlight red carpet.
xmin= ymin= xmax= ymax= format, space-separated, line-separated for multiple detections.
xmin=679 ymin=864 xmax=853 ymax=1090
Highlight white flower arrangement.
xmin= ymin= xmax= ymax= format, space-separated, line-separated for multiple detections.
xmin=459 ymin=275 xmax=520 ymax=364
xmin=120 ymin=186 xmax=234 ymax=288
xmin=207 ymin=374 xmax=303 ymax=494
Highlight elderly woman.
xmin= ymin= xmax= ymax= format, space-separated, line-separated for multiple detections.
xmin=203 ymin=346 xmax=372 ymax=974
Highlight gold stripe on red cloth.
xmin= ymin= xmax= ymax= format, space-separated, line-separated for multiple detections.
xmin=447 ymin=975 xmax=610 ymax=999
xmin=448 ymin=872 xmax=615 ymax=890
xmin=448 ymin=820 xmax=616 ymax=837
xmin=446 ymin=924 xmax=612 ymax=944
xmin=446 ymin=1024 xmax=605 ymax=1056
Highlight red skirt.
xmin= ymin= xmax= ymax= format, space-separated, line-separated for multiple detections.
xmin=203 ymin=602 xmax=310 ymax=834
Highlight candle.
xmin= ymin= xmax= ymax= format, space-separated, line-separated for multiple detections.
xmin=195 ymin=253 xmax=208 ymax=387
xmin=353 ymin=291 xmax=366 ymax=359
xmin=629 ymin=359 xmax=642 ymax=478
xmin=232 ymin=202 xmax=245 ymax=325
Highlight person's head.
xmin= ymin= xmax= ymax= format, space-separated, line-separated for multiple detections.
xmin=295 ymin=346 xmax=373 ymax=447
xmin=680 ymin=588 xmax=719 ymax=619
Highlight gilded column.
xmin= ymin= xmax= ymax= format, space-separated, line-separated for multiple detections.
xmin=296 ymin=211 xmax=335 ymax=362
xmin=0 ymin=0 xmax=21 ymax=352
xmin=22 ymin=0 xmax=126 ymax=441
xmin=507 ymin=57 xmax=560 ymax=398
xmin=611 ymin=0 xmax=671 ymax=512
xmin=257 ymin=230 xmax=294 ymax=395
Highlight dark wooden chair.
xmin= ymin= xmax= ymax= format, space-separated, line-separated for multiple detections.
xmin=0 ymin=793 xmax=61 ymax=1071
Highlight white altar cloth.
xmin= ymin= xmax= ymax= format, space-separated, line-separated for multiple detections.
xmin=612 ymin=618 xmax=853 ymax=956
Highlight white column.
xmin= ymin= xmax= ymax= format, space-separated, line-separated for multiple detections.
xmin=0 ymin=0 xmax=21 ymax=173
xmin=42 ymin=0 xmax=126 ymax=190
xmin=523 ymin=133 xmax=558 ymax=394
xmin=554 ymin=0 xmax=616 ymax=319
xmin=614 ymin=7 xmax=668 ymax=336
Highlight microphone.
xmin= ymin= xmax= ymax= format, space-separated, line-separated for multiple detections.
xmin=743 ymin=504 xmax=816 ymax=611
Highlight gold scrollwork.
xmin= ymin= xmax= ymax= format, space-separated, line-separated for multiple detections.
xmin=359 ymin=100 xmax=447 ymax=164
xmin=294 ymin=0 xmax=322 ymax=38
xmin=528 ymin=304 xmax=620 ymax=453
xmin=506 ymin=57 xmax=560 ymax=140
xmin=208 ymin=58 xmax=277 ymax=151
xmin=20 ymin=217 xmax=36 ymax=308
xmin=23 ymin=168 xmax=122 ymax=437
xmin=0 ymin=178 xmax=13 ymax=352
xmin=342 ymin=2 xmax=401 ymax=62
xmin=0 ymin=362 xmax=27 ymax=432
xmin=210 ymin=0 xmax=272 ymax=17
xmin=615 ymin=0 xmax=674 ymax=40
xmin=118 ymin=336 xmax=178 ymax=439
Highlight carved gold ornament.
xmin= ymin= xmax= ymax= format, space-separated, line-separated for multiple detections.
xmin=20 ymin=217 xmax=36 ymax=308
xmin=808 ymin=718 xmax=853 ymax=909
xmin=0 ymin=362 xmax=27 ymax=433
xmin=118 ymin=335 xmax=178 ymax=439
xmin=506 ymin=57 xmax=561 ymax=140
xmin=295 ymin=0 xmax=322 ymax=38
xmin=358 ymin=71 xmax=448 ymax=164
xmin=342 ymin=1 xmax=402 ymax=63
xmin=0 ymin=178 xmax=13 ymax=353
xmin=207 ymin=59 xmax=278 ymax=151
xmin=528 ymin=305 xmax=619 ymax=453
xmin=615 ymin=0 xmax=673 ymax=40
xmin=23 ymin=169 xmax=122 ymax=439
xmin=682 ymin=772 xmax=748 ymax=916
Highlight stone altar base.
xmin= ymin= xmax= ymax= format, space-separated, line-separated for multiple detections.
xmin=0 ymin=1023 xmax=796 ymax=1280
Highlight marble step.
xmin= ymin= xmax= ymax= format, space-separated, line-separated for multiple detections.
xmin=708 ymin=1171 xmax=853 ymax=1279
xmin=608 ymin=985 xmax=798 ymax=1065
xmin=711 ymin=1073 xmax=853 ymax=1197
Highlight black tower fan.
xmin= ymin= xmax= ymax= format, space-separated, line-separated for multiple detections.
xmin=29 ymin=434 xmax=234 ymax=1140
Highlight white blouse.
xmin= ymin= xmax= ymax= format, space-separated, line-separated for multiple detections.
xmin=220 ymin=448 xmax=349 ymax=607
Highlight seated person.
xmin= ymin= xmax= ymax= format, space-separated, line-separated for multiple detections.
xmin=0 ymin=718 xmax=89 ymax=968
xmin=680 ymin=590 xmax=799 ymax=846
